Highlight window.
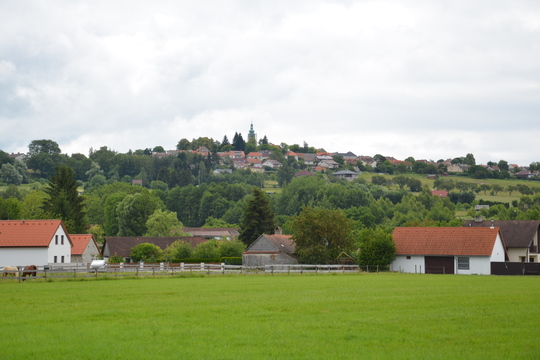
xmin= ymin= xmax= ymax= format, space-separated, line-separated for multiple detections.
xmin=54 ymin=256 xmax=58 ymax=263
xmin=406 ymin=256 xmax=411 ymax=260
xmin=55 ymin=235 xmax=58 ymax=245
xmin=61 ymin=256 xmax=65 ymax=263
xmin=530 ymin=257 xmax=535 ymax=263
xmin=61 ymin=235 xmax=64 ymax=245
xmin=457 ymin=257 xmax=470 ymax=270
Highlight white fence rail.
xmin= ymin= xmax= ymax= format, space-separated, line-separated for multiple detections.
xmin=1 ymin=263 xmax=362 ymax=282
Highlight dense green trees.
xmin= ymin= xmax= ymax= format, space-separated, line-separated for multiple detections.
xmin=42 ymin=166 xmax=86 ymax=233
xmin=238 ymin=187 xmax=275 ymax=246
xmin=116 ymin=191 xmax=164 ymax=236
xmin=356 ymin=228 xmax=396 ymax=270
xmin=291 ymin=206 xmax=356 ymax=264
xmin=130 ymin=243 xmax=163 ymax=262
xmin=145 ymin=209 xmax=186 ymax=237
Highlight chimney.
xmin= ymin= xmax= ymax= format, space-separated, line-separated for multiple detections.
xmin=490 ymin=220 xmax=495 ymax=229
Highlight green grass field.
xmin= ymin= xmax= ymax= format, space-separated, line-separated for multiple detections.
xmin=1 ymin=273 xmax=538 ymax=359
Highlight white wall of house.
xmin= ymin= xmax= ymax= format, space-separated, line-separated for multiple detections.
xmin=0 ymin=248 xmax=48 ymax=267
xmin=47 ymin=227 xmax=72 ymax=264
xmin=391 ymin=255 xmax=425 ymax=273
xmin=455 ymin=256 xmax=491 ymax=275
xmin=81 ymin=241 xmax=100 ymax=264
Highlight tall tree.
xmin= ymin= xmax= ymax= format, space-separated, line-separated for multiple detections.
xmin=42 ymin=166 xmax=86 ymax=233
xmin=238 ymin=187 xmax=275 ymax=246
xmin=291 ymin=206 xmax=355 ymax=264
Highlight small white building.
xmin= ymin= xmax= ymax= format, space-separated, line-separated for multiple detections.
xmin=390 ymin=227 xmax=507 ymax=275
xmin=0 ymin=220 xmax=73 ymax=268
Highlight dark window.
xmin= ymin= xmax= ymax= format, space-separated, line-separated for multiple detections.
xmin=61 ymin=235 xmax=64 ymax=245
xmin=55 ymin=235 xmax=58 ymax=245
xmin=406 ymin=256 xmax=411 ymax=260
xmin=457 ymin=257 xmax=469 ymax=270
xmin=54 ymin=256 xmax=57 ymax=263
xmin=61 ymin=256 xmax=65 ymax=263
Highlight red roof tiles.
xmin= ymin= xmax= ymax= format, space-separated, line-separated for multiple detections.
xmin=392 ymin=227 xmax=503 ymax=256
xmin=70 ymin=234 xmax=98 ymax=255
xmin=0 ymin=220 xmax=71 ymax=247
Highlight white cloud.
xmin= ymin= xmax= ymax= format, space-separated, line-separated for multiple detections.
xmin=1 ymin=0 xmax=539 ymax=165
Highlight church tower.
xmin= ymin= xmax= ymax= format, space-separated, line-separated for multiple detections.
xmin=247 ymin=122 xmax=257 ymax=143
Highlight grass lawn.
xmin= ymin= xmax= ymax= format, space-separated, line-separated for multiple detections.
xmin=1 ymin=273 xmax=538 ymax=359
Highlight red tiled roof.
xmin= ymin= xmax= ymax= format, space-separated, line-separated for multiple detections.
xmin=431 ymin=190 xmax=448 ymax=197
xmin=0 ymin=220 xmax=71 ymax=247
xmin=70 ymin=234 xmax=99 ymax=255
xmin=392 ymin=227 xmax=502 ymax=256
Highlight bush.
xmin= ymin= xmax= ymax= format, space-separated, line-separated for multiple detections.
xmin=193 ymin=240 xmax=220 ymax=259
xmin=218 ymin=240 xmax=246 ymax=258
xmin=130 ymin=243 xmax=163 ymax=263
xmin=163 ymin=240 xmax=193 ymax=261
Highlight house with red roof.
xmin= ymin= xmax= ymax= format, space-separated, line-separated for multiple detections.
xmin=391 ymin=227 xmax=507 ymax=275
xmin=70 ymin=234 xmax=101 ymax=264
xmin=0 ymin=220 xmax=73 ymax=267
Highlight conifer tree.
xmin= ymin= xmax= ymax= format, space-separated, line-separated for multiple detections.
xmin=43 ymin=166 xmax=86 ymax=233
xmin=239 ymin=187 xmax=275 ymax=246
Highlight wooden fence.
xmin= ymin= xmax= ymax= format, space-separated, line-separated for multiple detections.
xmin=1 ymin=263 xmax=361 ymax=282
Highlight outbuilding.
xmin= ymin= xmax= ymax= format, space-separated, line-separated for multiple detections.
xmin=242 ymin=234 xmax=298 ymax=267
xmin=391 ymin=227 xmax=507 ymax=275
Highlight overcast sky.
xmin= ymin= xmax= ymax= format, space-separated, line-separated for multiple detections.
xmin=1 ymin=0 xmax=539 ymax=165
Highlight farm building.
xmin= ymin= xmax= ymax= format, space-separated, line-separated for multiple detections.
xmin=102 ymin=236 xmax=206 ymax=262
xmin=463 ymin=220 xmax=540 ymax=262
xmin=242 ymin=234 xmax=298 ymax=267
xmin=391 ymin=227 xmax=507 ymax=275
xmin=0 ymin=220 xmax=73 ymax=268
xmin=70 ymin=234 xmax=101 ymax=264
xmin=182 ymin=227 xmax=239 ymax=240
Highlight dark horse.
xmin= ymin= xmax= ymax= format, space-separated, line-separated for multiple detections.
xmin=22 ymin=265 xmax=37 ymax=281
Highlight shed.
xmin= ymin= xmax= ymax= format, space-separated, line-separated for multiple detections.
xmin=70 ymin=234 xmax=101 ymax=264
xmin=242 ymin=234 xmax=297 ymax=267
xmin=391 ymin=227 xmax=507 ymax=275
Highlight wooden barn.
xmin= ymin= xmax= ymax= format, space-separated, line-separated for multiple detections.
xmin=242 ymin=234 xmax=298 ymax=267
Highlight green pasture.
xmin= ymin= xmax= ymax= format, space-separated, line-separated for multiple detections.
xmin=1 ymin=273 xmax=538 ymax=359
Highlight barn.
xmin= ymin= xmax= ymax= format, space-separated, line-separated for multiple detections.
xmin=0 ymin=220 xmax=73 ymax=268
xmin=242 ymin=234 xmax=298 ymax=267
xmin=391 ymin=227 xmax=507 ymax=275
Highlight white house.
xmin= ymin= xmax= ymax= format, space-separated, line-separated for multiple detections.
xmin=390 ymin=227 xmax=507 ymax=275
xmin=70 ymin=234 xmax=101 ymax=264
xmin=0 ymin=220 xmax=73 ymax=268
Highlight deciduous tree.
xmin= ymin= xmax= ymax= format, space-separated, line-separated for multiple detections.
xmin=291 ymin=206 xmax=355 ymax=264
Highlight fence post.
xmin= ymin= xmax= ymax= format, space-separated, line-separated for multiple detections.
xmin=222 ymin=263 xmax=225 ymax=275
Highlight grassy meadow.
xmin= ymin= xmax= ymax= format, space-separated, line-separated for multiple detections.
xmin=1 ymin=273 xmax=538 ymax=359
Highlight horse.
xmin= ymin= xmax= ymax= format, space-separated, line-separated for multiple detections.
xmin=22 ymin=265 xmax=37 ymax=280
xmin=2 ymin=266 xmax=19 ymax=277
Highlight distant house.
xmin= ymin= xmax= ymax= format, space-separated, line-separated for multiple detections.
xmin=70 ymin=234 xmax=101 ymax=264
xmin=333 ymin=170 xmax=360 ymax=181
xmin=0 ymin=220 xmax=73 ymax=267
xmin=294 ymin=170 xmax=314 ymax=177
xmin=102 ymin=236 xmax=206 ymax=262
xmin=214 ymin=169 xmax=233 ymax=175
xmin=242 ymin=234 xmax=297 ymax=267
xmin=514 ymin=170 xmax=534 ymax=179
xmin=431 ymin=190 xmax=448 ymax=198
xmin=391 ymin=227 xmax=507 ymax=275
xmin=427 ymin=174 xmax=437 ymax=180
xmin=463 ymin=220 xmax=540 ymax=263
xmin=132 ymin=179 xmax=143 ymax=186
xmin=8 ymin=152 xmax=26 ymax=162
xmin=262 ymin=160 xmax=282 ymax=169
